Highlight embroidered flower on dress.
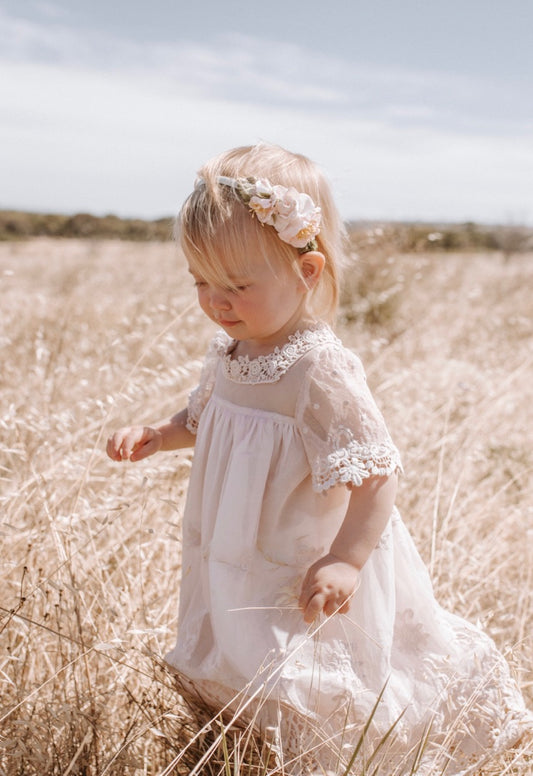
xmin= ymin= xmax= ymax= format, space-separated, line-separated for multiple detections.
xmin=394 ymin=608 xmax=430 ymax=654
xmin=248 ymin=360 xmax=262 ymax=377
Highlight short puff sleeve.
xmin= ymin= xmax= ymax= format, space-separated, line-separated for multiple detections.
xmin=296 ymin=345 xmax=402 ymax=492
xmin=185 ymin=332 xmax=228 ymax=434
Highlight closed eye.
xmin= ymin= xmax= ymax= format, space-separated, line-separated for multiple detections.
xmin=222 ymin=284 xmax=249 ymax=294
xmin=191 ymin=278 xmax=249 ymax=293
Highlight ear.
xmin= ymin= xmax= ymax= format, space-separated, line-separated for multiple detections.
xmin=298 ymin=251 xmax=325 ymax=291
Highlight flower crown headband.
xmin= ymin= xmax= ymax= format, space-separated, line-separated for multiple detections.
xmin=216 ymin=175 xmax=321 ymax=254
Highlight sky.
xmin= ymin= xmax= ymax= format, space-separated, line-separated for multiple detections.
xmin=1 ymin=0 xmax=532 ymax=223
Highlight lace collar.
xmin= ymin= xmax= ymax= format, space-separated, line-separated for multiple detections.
xmin=214 ymin=322 xmax=340 ymax=384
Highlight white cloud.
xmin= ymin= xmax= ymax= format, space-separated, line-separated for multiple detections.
xmin=2 ymin=9 xmax=528 ymax=129
xmin=1 ymin=9 xmax=531 ymax=223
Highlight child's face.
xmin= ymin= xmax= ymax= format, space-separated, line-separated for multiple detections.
xmin=189 ymin=255 xmax=309 ymax=348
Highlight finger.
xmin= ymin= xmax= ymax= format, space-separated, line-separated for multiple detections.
xmin=298 ymin=575 xmax=312 ymax=611
xmin=338 ymin=600 xmax=351 ymax=615
xmin=323 ymin=596 xmax=350 ymax=617
xmin=107 ymin=433 xmax=125 ymax=461
xmin=130 ymin=435 xmax=159 ymax=461
xmin=303 ymin=592 xmax=326 ymax=624
xmin=106 ymin=437 xmax=115 ymax=459
xmin=120 ymin=429 xmax=145 ymax=460
xmin=324 ymin=597 xmax=342 ymax=617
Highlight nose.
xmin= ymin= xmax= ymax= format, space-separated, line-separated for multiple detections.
xmin=208 ymin=287 xmax=231 ymax=311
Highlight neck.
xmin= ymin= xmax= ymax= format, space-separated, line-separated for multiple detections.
xmin=236 ymin=313 xmax=317 ymax=358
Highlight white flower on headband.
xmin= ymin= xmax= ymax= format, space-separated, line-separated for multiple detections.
xmin=217 ymin=175 xmax=321 ymax=252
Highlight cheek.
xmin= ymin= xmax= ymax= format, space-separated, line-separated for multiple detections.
xmin=197 ymin=290 xmax=211 ymax=315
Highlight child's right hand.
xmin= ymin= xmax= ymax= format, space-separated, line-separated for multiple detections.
xmin=106 ymin=426 xmax=163 ymax=462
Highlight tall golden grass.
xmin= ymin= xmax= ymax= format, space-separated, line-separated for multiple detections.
xmin=1 ymin=236 xmax=532 ymax=774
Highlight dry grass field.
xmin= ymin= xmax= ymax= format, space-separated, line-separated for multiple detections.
xmin=1 ymin=236 xmax=532 ymax=774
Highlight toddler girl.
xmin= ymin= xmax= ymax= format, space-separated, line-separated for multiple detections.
xmin=107 ymin=144 xmax=531 ymax=774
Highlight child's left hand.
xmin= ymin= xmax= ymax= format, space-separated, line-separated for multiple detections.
xmin=298 ymin=553 xmax=360 ymax=624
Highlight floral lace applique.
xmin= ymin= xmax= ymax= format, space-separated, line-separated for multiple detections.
xmin=394 ymin=608 xmax=431 ymax=655
xmin=221 ymin=323 xmax=339 ymax=384
xmin=314 ymin=426 xmax=402 ymax=492
xmin=186 ymin=391 xmax=206 ymax=434
xmin=186 ymin=331 xmax=230 ymax=434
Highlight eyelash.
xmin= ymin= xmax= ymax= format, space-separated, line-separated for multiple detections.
xmin=194 ymin=282 xmax=248 ymax=293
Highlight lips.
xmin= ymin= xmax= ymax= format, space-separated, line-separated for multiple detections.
xmin=218 ymin=319 xmax=240 ymax=327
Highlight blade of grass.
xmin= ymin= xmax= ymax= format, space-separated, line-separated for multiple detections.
xmin=339 ymin=679 xmax=389 ymax=776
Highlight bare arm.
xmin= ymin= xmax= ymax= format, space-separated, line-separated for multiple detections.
xmin=106 ymin=408 xmax=195 ymax=462
xmin=299 ymin=473 xmax=397 ymax=623
xmin=157 ymin=408 xmax=196 ymax=451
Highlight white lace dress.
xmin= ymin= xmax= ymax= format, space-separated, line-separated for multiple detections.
xmin=164 ymin=323 xmax=532 ymax=775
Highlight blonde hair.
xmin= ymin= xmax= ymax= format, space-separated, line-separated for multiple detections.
xmin=176 ymin=143 xmax=348 ymax=322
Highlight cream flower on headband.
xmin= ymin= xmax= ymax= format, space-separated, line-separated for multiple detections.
xmin=217 ymin=175 xmax=321 ymax=252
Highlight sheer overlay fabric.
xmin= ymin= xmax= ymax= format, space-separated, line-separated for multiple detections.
xmin=166 ymin=323 xmax=532 ymax=775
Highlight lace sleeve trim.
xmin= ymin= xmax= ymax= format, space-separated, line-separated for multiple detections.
xmin=185 ymin=386 xmax=203 ymax=435
xmin=313 ymin=438 xmax=403 ymax=493
xmin=185 ymin=331 xmax=230 ymax=434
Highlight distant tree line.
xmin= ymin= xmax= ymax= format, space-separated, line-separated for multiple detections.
xmin=1 ymin=210 xmax=531 ymax=256
xmin=0 ymin=211 xmax=174 ymax=241
xmin=347 ymin=221 xmax=533 ymax=257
